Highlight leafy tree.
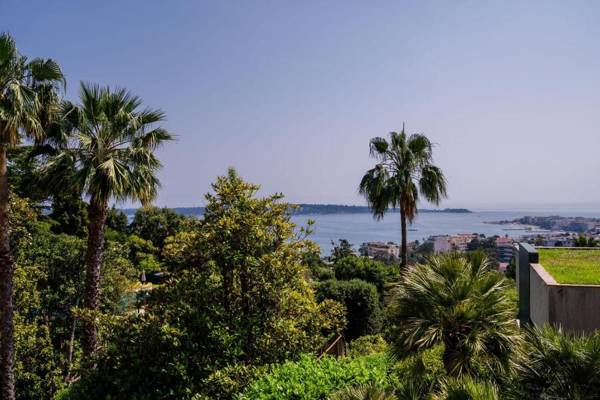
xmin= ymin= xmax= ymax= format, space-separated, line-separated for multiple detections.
xmin=331 ymin=239 xmax=355 ymax=262
xmin=574 ymin=234 xmax=598 ymax=247
xmin=62 ymin=170 xmax=345 ymax=399
xmin=105 ymin=206 xmax=128 ymax=233
xmin=332 ymin=256 xmax=396 ymax=297
xmin=130 ymin=206 xmax=189 ymax=250
xmin=317 ymin=279 xmax=382 ymax=340
xmin=0 ymin=32 xmax=64 ymax=400
xmin=510 ymin=325 xmax=600 ymax=399
xmin=42 ymin=82 xmax=173 ymax=357
xmin=48 ymin=190 xmax=89 ymax=237
xmin=359 ymin=127 xmax=447 ymax=270
xmin=387 ymin=253 xmax=519 ymax=378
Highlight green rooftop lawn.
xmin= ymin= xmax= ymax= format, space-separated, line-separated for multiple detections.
xmin=538 ymin=248 xmax=600 ymax=285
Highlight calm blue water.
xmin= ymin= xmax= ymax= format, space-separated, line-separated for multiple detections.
xmin=291 ymin=210 xmax=600 ymax=254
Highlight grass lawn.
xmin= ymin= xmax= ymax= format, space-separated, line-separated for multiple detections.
xmin=538 ymin=248 xmax=600 ymax=285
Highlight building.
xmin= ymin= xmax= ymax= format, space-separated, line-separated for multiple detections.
xmin=428 ymin=235 xmax=452 ymax=253
xmin=426 ymin=233 xmax=479 ymax=253
xmin=359 ymin=241 xmax=400 ymax=260
xmin=495 ymin=236 xmax=515 ymax=262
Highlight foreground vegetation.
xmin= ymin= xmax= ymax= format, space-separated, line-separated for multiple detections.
xmin=538 ymin=248 xmax=600 ymax=284
xmin=2 ymin=31 xmax=600 ymax=400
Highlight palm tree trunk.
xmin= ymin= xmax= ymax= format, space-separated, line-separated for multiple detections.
xmin=82 ymin=198 xmax=108 ymax=358
xmin=0 ymin=145 xmax=15 ymax=400
xmin=400 ymin=208 xmax=408 ymax=270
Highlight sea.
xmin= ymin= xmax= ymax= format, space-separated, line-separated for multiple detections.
xmin=290 ymin=210 xmax=600 ymax=254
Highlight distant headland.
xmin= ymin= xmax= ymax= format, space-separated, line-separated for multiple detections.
xmin=121 ymin=204 xmax=472 ymax=216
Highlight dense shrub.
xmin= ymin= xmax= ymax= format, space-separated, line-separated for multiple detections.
xmin=238 ymin=354 xmax=391 ymax=400
xmin=333 ymin=256 xmax=397 ymax=296
xmin=317 ymin=279 xmax=383 ymax=340
xmin=348 ymin=335 xmax=387 ymax=358
xmin=129 ymin=206 xmax=192 ymax=250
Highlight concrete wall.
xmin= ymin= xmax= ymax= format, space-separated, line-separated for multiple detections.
xmin=529 ymin=264 xmax=550 ymax=326
xmin=519 ymin=243 xmax=600 ymax=333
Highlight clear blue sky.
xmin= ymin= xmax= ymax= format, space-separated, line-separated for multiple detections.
xmin=4 ymin=1 xmax=600 ymax=210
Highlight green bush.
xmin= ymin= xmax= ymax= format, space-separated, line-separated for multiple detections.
xmin=238 ymin=354 xmax=391 ymax=400
xmin=316 ymin=279 xmax=383 ymax=340
xmin=333 ymin=256 xmax=396 ymax=295
xmin=348 ymin=335 xmax=387 ymax=357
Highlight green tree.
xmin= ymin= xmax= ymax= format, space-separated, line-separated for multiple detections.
xmin=332 ymin=256 xmax=396 ymax=297
xmin=42 ymin=82 xmax=172 ymax=357
xmin=105 ymin=206 xmax=128 ymax=233
xmin=387 ymin=254 xmax=519 ymax=378
xmin=331 ymin=239 xmax=355 ymax=262
xmin=129 ymin=206 xmax=189 ymax=250
xmin=0 ymin=32 xmax=64 ymax=400
xmin=62 ymin=170 xmax=345 ymax=399
xmin=574 ymin=234 xmax=597 ymax=247
xmin=359 ymin=127 xmax=447 ymax=270
xmin=317 ymin=279 xmax=382 ymax=340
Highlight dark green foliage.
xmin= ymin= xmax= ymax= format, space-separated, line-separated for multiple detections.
xmin=510 ymin=326 xmax=600 ymax=399
xmin=238 ymin=354 xmax=392 ymax=400
xmin=48 ymin=190 xmax=88 ymax=237
xmin=7 ymin=146 xmax=49 ymax=205
xmin=130 ymin=206 xmax=190 ymax=250
xmin=331 ymin=239 xmax=355 ymax=262
xmin=106 ymin=206 xmax=129 ymax=233
xmin=332 ymin=256 xmax=396 ymax=296
xmin=317 ymin=279 xmax=383 ymax=340
xmin=331 ymin=382 xmax=396 ymax=400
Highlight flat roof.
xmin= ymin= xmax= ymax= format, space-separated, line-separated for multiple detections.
xmin=538 ymin=248 xmax=600 ymax=285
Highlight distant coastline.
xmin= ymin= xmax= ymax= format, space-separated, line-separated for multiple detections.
xmin=121 ymin=204 xmax=472 ymax=216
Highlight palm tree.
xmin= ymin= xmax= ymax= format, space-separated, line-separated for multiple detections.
xmin=331 ymin=383 xmax=397 ymax=400
xmin=511 ymin=325 xmax=600 ymax=399
xmin=387 ymin=253 xmax=520 ymax=377
xmin=43 ymin=82 xmax=172 ymax=357
xmin=434 ymin=377 xmax=499 ymax=400
xmin=0 ymin=32 xmax=64 ymax=400
xmin=359 ymin=126 xmax=447 ymax=269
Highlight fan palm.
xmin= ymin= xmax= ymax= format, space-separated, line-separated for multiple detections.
xmin=331 ymin=383 xmax=397 ymax=400
xmin=359 ymin=127 xmax=447 ymax=269
xmin=0 ymin=32 xmax=64 ymax=400
xmin=43 ymin=82 xmax=172 ymax=357
xmin=434 ymin=376 xmax=499 ymax=400
xmin=511 ymin=325 xmax=600 ymax=399
xmin=387 ymin=253 xmax=519 ymax=377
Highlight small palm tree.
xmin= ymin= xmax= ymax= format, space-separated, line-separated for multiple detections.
xmin=359 ymin=127 xmax=447 ymax=269
xmin=331 ymin=383 xmax=396 ymax=400
xmin=43 ymin=82 xmax=172 ymax=357
xmin=511 ymin=325 xmax=600 ymax=399
xmin=387 ymin=253 xmax=519 ymax=377
xmin=0 ymin=32 xmax=64 ymax=400
xmin=434 ymin=376 xmax=499 ymax=400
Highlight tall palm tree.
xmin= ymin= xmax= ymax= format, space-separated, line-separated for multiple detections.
xmin=43 ymin=82 xmax=172 ymax=357
xmin=359 ymin=126 xmax=447 ymax=269
xmin=387 ymin=253 xmax=520 ymax=378
xmin=0 ymin=32 xmax=64 ymax=400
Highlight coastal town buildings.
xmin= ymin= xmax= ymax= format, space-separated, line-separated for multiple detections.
xmin=495 ymin=236 xmax=515 ymax=262
xmin=359 ymin=241 xmax=400 ymax=260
